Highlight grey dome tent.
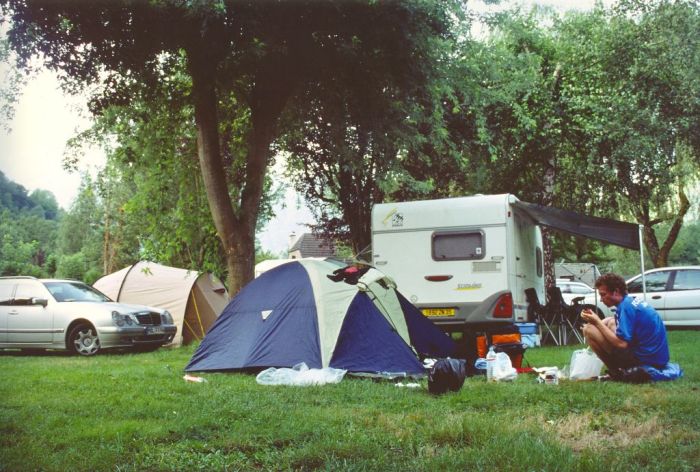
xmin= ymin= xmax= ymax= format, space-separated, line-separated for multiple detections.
xmin=93 ymin=261 xmax=228 ymax=346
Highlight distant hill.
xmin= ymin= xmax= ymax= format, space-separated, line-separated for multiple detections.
xmin=0 ymin=170 xmax=60 ymax=219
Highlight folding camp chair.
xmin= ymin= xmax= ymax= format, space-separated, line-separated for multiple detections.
xmin=546 ymin=287 xmax=585 ymax=345
xmin=525 ymin=288 xmax=560 ymax=346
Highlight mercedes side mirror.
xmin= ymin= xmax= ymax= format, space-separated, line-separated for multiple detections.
xmin=32 ymin=297 xmax=48 ymax=307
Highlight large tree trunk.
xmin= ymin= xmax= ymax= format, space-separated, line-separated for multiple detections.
xmin=541 ymin=151 xmax=557 ymax=291
xmin=656 ymin=188 xmax=690 ymax=266
xmin=188 ymin=49 xmax=251 ymax=295
xmin=188 ymin=47 xmax=299 ymax=295
xmin=638 ymin=188 xmax=690 ymax=268
xmin=540 ymin=63 xmax=563 ymax=291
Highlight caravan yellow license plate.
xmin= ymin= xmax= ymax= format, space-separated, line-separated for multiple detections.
xmin=421 ymin=308 xmax=455 ymax=317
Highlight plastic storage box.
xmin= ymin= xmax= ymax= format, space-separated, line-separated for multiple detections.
xmin=516 ymin=323 xmax=540 ymax=348
xmin=515 ymin=322 xmax=538 ymax=335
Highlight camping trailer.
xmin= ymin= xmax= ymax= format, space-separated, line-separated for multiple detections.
xmin=371 ymin=194 xmax=544 ymax=332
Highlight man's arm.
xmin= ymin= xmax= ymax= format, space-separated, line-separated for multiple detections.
xmin=581 ymin=310 xmax=629 ymax=350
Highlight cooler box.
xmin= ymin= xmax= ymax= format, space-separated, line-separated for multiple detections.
xmin=516 ymin=322 xmax=537 ymax=334
xmin=516 ymin=323 xmax=540 ymax=348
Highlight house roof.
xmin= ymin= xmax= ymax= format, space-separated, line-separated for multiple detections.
xmin=289 ymin=233 xmax=336 ymax=258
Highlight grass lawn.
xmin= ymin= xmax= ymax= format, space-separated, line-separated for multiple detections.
xmin=1 ymin=331 xmax=698 ymax=471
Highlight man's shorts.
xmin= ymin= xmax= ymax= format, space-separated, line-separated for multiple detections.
xmin=608 ymin=347 xmax=641 ymax=370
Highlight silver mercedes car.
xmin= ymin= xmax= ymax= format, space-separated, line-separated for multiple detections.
xmin=0 ymin=276 xmax=177 ymax=356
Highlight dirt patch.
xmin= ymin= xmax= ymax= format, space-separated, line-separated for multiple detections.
xmin=548 ymin=412 xmax=667 ymax=452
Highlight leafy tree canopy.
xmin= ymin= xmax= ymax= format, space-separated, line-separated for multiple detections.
xmin=1 ymin=0 xmax=462 ymax=293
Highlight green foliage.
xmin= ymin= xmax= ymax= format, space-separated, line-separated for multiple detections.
xmin=551 ymin=1 xmax=700 ymax=266
xmin=54 ymin=175 xmax=104 ymax=281
xmin=57 ymin=176 xmax=101 ymax=255
xmin=254 ymin=247 xmax=284 ymax=266
xmin=28 ymin=189 xmax=60 ymax=220
xmin=76 ymin=58 xmax=281 ymax=280
xmin=55 ymin=251 xmax=89 ymax=281
xmin=0 ymin=231 xmax=43 ymax=277
xmin=279 ymin=0 xmax=464 ymax=253
xmin=2 ymin=1 xmax=699 ymax=279
xmin=667 ymin=222 xmax=700 ymax=265
xmin=0 ymin=172 xmax=59 ymax=277
xmin=0 ymin=35 xmax=28 ymax=130
xmin=447 ymin=2 xmax=700 ymax=270
xmin=6 ymin=0 xmax=438 ymax=290
xmin=0 ymin=331 xmax=698 ymax=470
xmin=0 ymin=171 xmax=38 ymax=214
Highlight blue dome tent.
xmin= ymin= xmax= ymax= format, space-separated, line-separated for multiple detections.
xmin=185 ymin=259 xmax=456 ymax=377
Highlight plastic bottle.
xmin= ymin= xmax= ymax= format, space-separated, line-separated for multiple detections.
xmin=486 ymin=345 xmax=497 ymax=382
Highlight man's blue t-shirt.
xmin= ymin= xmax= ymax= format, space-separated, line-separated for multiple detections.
xmin=615 ymin=295 xmax=670 ymax=367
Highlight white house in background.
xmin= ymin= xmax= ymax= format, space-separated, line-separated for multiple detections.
xmin=254 ymin=232 xmax=337 ymax=277
xmin=288 ymin=232 xmax=336 ymax=259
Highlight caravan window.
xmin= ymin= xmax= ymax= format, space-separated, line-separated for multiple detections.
xmin=432 ymin=231 xmax=485 ymax=261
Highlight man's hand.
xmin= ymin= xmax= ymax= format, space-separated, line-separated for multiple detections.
xmin=580 ymin=308 xmax=598 ymax=324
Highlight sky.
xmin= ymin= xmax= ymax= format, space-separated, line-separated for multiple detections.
xmin=0 ymin=69 xmax=104 ymax=209
xmin=0 ymin=0 xmax=611 ymax=255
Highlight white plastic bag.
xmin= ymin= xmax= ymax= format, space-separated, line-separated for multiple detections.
xmin=183 ymin=374 xmax=207 ymax=383
xmin=256 ymin=362 xmax=347 ymax=386
xmin=493 ymin=352 xmax=518 ymax=382
xmin=569 ymin=348 xmax=604 ymax=380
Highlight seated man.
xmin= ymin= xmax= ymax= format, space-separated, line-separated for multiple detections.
xmin=581 ymin=273 xmax=669 ymax=378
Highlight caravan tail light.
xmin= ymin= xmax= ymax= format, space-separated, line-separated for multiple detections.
xmin=493 ymin=293 xmax=513 ymax=318
xmin=424 ymin=275 xmax=453 ymax=282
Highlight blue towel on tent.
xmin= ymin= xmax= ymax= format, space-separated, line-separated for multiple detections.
xmin=641 ymin=362 xmax=683 ymax=382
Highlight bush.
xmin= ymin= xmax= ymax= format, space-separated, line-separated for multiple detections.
xmin=56 ymin=252 xmax=89 ymax=280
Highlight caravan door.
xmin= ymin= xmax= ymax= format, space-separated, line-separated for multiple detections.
xmin=511 ymin=209 xmax=543 ymax=321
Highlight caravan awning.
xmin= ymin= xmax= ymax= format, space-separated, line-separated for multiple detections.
xmin=512 ymin=201 xmax=640 ymax=251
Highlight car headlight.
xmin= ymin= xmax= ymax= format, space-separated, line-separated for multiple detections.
xmin=161 ymin=310 xmax=173 ymax=325
xmin=112 ymin=311 xmax=133 ymax=327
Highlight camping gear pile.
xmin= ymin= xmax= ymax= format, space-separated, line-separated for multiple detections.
xmin=475 ymin=324 xmax=527 ymax=369
xmin=178 ymin=258 xmax=684 ymax=389
xmin=185 ymin=259 xmax=456 ymax=377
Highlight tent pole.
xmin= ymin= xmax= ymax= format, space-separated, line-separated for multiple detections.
xmin=639 ymin=225 xmax=647 ymax=301
xmin=592 ymin=263 xmax=599 ymax=309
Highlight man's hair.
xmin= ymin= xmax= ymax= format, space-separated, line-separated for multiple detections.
xmin=595 ymin=273 xmax=628 ymax=296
